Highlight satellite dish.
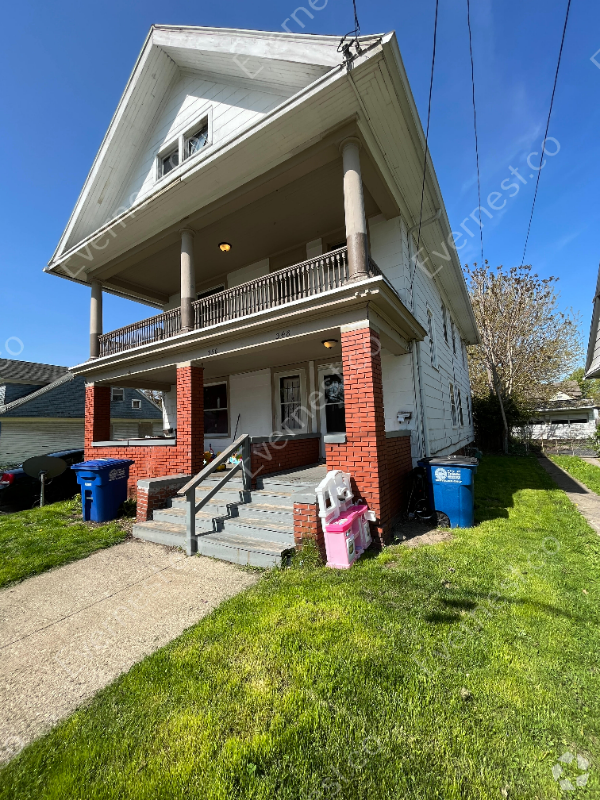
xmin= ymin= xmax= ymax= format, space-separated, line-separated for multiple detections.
xmin=23 ymin=456 xmax=67 ymax=480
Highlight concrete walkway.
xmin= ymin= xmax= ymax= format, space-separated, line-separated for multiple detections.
xmin=537 ymin=456 xmax=600 ymax=535
xmin=0 ymin=540 xmax=258 ymax=763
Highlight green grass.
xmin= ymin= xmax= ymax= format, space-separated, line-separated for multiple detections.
xmin=0 ymin=498 xmax=129 ymax=588
xmin=2 ymin=457 xmax=600 ymax=799
xmin=551 ymin=454 xmax=600 ymax=495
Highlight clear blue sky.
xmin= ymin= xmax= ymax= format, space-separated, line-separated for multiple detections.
xmin=1 ymin=0 xmax=598 ymax=368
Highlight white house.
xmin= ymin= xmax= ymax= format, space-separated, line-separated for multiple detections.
xmin=46 ymin=26 xmax=478 ymax=562
xmin=528 ymin=383 xmax=599 ymax=442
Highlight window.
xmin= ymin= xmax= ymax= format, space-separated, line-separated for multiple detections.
xmin=451 ymin=321 xmax=456 ymax=354
xmin=280 ymin=375 xmax=303 ymax=430
xmin=449 ymin=382 xmax=458 ymax=426
xmin=184 ymin=122 xmax=209 ymax=159
xmin=323 ymin=372 xmax=346 ymax=433
xmin=467 ymin=394 xmax=472 ymax=426
xmin=132 ymin=399 xmax=142 ymax=410
xmin=197 ymin=285 xmax=225 ymax=300
xmin=462 ymin=340 xmax=467 ymax=367
xmin=204 ymin=383 xmax=228 ymax=435
xmin=427 ymin=308 xmax=437 ymax=368
xmin=111 ymin=388 xmax=124 ymax=401
xmin=441 ymin=304 xmax=449 ymax=342
xmin=569 ymin=418 xmax=589 ymax=424
xmin=457 ymin=387 xmax=464 ymax=425
xmin=160 ymin=147 xmax=179 ymax=178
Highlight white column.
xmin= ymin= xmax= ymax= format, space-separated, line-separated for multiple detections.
xmin=90 ymin=280 xmax=102 ymax=359
xmin=341 ymin=137 xmax=368 ymax=278
xmin=180 ymin=228 xmax=196 ymax=331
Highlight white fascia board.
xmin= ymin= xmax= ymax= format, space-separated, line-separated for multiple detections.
xmin=379 ymin=35 xmax=480 ymax=345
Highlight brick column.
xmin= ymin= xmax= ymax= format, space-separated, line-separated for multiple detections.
xmin=176 ymin=364 xmax=204 ymax=475
xmin=84 ymin=384 xmax=111 ymax=459
xmin=325 ymin=325 xmax=391 ymax=546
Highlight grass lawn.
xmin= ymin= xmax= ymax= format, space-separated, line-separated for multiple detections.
xmin=0 ymin=498 xmax=129 ymax=588
xmin=551 ymin=454 xmax=600 ymax=495
xmin=1 ymin=456 xmax=600 ymax=799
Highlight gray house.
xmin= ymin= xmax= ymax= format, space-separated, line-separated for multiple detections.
xmin=0 ymin=360 xmax=163 ymax=466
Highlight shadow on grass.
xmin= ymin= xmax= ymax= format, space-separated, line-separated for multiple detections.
xmin=424 ymin=589 xmax=585 ymax=624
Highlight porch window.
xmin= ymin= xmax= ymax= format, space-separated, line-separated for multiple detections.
xmin=160 ymin=147 xmax=179 ymax=177
xmin=185 ymin=122 xmax=209 ymax=159
xmin=204 ymin=383 xmax=228 ymax=435
xmin=449 ymin=382 xmax=458 ymax=426
xmin=280 ymin=375 xmax=303 ymax=431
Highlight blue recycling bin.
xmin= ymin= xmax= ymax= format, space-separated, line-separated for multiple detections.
xmin=417 ymin=456 xmax=479 ymax=528
xmin=71 ymin=459 xmax=134 ymax=522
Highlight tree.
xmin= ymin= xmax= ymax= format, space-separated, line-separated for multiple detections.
xmin=566 ymin=367 xmax=600 ymax=403
xmin=465 ymin=263 xmax=582 ymax=453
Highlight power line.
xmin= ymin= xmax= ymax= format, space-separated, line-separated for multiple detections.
xmin=415 ymin=0 xmax=440 ymax=259
xmin=521 ymin=0 xmax=572 ymax=266
xmin=466 ymin=0 xmax=484 ymax=266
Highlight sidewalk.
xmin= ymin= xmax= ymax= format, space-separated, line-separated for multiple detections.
xmin=0 ymin=540 xmax=258 ymax=763
xmin=537 ymin=456 xmax=600 ymax=535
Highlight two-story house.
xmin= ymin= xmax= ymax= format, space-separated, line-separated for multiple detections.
xmin=46 ymin=26 xmax=478 ymax=562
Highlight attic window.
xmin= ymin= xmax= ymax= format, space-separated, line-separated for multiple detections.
xmin=185 ymin=122 xmax=209 ymax=159
xmin=160 ymin=147 xmax=179 ymax=177
xmin=111 ymin=388 xmax=124 ymax=401
xmin=132 ymin=399 xmax=142 ymax=410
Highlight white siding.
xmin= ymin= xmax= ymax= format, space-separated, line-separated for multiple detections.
xmin=0 ymin=420 xmax=84 ymax=467
xmin=118 ymin=73 xmax=288 ymax=212
xmin=205 ymin=369 xmax=272 ymax=452
xmin=370 ymin=214 xmax=474 ymax=459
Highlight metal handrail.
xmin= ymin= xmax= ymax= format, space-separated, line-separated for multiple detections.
xmin=179 ymin=434 xmax=251 ymax=555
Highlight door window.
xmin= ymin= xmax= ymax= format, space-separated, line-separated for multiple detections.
xmin=280 ymin=375 xmax=302 ymax=431
xmin=322 ymin=371 xmax=346 ymax=433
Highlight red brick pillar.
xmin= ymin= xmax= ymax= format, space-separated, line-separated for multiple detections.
xmin=84 ymin=384 xmax=111 ymax=459
xmin=325 ymin=325 xmax=390 ymax=546
xmin=176 ymin=364 xmax=204 ymax=475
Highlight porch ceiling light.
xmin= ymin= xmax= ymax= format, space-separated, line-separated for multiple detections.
xmin=322 ymin=339 xmax=339 ymax=349
xmin=219 ymin=242 xmax=232 ymax=252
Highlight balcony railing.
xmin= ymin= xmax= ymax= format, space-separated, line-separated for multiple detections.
xmin=98 ymin=247 xmax=381 ymax=357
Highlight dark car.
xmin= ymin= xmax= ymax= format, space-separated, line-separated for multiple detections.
xmin=0 ymin=448 xmax=84 ymax=511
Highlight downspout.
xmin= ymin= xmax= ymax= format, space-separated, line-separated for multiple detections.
xmin=407 ymin=210 xmax=441 ymax=459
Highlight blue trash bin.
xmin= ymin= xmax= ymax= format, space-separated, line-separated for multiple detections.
xmin=417 ymin=456 xmax=478 ymax=528
xmin=71 ymin=459 xmax=134 ymax=522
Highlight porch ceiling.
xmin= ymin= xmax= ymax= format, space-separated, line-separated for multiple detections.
xmin=99 ymin=159 xmax=380 ymax=304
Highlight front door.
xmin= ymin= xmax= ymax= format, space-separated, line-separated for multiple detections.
xmin=319 ymin=364 xmax=346 ymax=455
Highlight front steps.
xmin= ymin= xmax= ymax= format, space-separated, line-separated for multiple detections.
xmin=133 ymin=472 xmax=317 ymax=567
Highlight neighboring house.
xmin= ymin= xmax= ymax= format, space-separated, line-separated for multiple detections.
xmin=46 ymin=26 xmax=478 ymax=550
xmin=585 ymin=262 xmax=600 ymax=379
xmin=0 ymin=360 xmax=163 ymax=465
xmin=528 ymin=382 xmax=599 ymax=442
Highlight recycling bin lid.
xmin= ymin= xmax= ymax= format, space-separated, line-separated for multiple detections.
xmin=71 ymin=458 xmax=135 ymax=470
xmin=419 ymin=455 xmax=479 ymax=467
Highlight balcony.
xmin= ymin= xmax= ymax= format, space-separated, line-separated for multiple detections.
xmin=97 ymin=246 xmax=382 ymax=358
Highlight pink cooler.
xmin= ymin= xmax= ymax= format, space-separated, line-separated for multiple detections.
xmin=324 ymin=504 xmax=369 ymax=568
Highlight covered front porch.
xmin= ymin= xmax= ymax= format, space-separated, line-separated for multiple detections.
xmin=79 ymin=294 xmax=424 ymax=547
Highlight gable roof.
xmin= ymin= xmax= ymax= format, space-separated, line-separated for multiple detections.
xmin=49 ymin=26 xmax=383 ymax=265
xmin=0 ymin=360 xmax=69 ymax=386
xmin=585 ymin=262 xmax=600 ymax=378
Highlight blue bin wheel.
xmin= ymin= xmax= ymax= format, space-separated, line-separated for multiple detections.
xmin=435 ymin=511 xmax=451 ymax=528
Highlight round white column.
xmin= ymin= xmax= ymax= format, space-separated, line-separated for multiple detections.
xmin=90 ymin=280 xmax=103 ymax=359
xmin=341 ymin=137 xmax=369 ymax=279
xmin=180 ymin=228 xmax=196 ymax=331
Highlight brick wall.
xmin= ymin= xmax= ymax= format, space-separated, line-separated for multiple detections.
xmin=293 ymin=501 xmax=325 ymax=560
xmin=84 ymin=365 xmax=203 ymax=497
xmin=325 ymin=326 xmax=412 ymax=547
xmin=136 ymin=474 xmax=190 ymax=522
xmin=250 ymin=435 xmax=320 ymax=484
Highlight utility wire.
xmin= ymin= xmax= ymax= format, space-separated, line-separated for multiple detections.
xmin=415 ymin=0 xmax=440 ymax=258
xmin=466 ymin=0 xmax=484 ymax=266
xmin=521 ymin=0 xmax=572 ymax=266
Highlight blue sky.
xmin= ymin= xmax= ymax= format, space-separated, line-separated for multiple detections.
xmin=1 ymin=0 xmax=598 ymax=368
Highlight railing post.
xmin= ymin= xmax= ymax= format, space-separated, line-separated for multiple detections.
xmin=185 ymin=487 xmax=197 ymax=556
xmin=242 ymin=435 xmax=252 ymax=493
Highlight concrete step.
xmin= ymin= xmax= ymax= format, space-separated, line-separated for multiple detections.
xmin=195 ymin=531 xmax=293 ymax=568
xmin=169 ymin=496 xmax=248 ymax=517
xmin=221 ymin=517 xmax=295 ymax=545
xmin=152 ymin=507 xmax=221 ymax=529
xmin=237 ymin=503 xmax=294 ymax=522
xmin=132 ymin=521 xmax=187 ymax=548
